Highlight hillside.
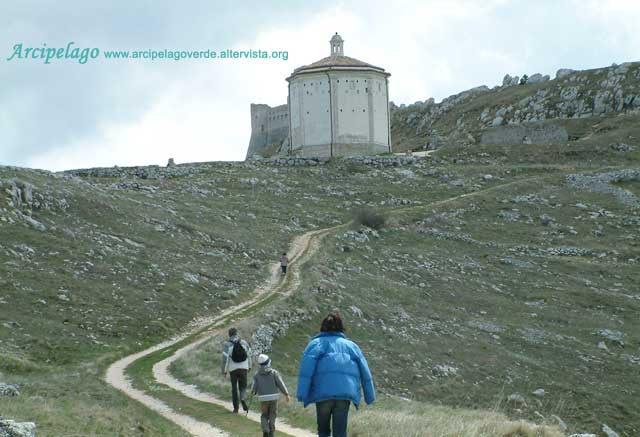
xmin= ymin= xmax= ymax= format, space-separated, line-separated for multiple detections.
xmin=390 ymin=62 xmax=640 ymax=152
xmin=1 ymin=61 xmax=639 ymax=437
xmin=1 ymin=123 xmax=639 ymax=436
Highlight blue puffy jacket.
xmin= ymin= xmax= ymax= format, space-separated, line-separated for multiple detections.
xmin=296 ymin=332 xmax=375 ymax=408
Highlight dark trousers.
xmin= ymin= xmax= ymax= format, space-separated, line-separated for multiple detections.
xmin=316 ymin=399 xmax=350 ymax=437
xmin=260 ymin=400 xmax=278 ymax=435
xmin=281 ymin=265 xmax=287 ymax=274
xmin=229 ymin=368 xmax=247 ymax=411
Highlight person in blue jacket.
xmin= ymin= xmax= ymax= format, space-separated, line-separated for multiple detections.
xmin=297 ymin=313 xmax=375 ymax=437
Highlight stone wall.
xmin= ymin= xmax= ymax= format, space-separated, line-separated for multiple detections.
xmin=480 ymin=123 xmax=569 ymax=145
xmin=245 ymin=103 xmax=289 ymax=159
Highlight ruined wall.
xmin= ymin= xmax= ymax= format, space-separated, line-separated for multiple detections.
xmin=480 ymin=123 xmax=569 ymax=145
xmin=245 ymin=103 xmax=289 ymax=159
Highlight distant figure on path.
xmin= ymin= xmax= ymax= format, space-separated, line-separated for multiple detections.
xmin=221 ymin=327 xmax=252 ymax=413
xmin=297 ymin=313 xmax=375 ymax=437
xmin=251 ymin=353 xmax=290 ymax=437
xmin=280 ymin=252 xmax=289 ymax=275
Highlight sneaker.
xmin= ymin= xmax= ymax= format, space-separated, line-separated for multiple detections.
xmin=241 ymin=400 xmax=249 ymax=412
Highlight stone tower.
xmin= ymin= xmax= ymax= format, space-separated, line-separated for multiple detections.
xmin=286 ymin=33 xmax=391 ymax=157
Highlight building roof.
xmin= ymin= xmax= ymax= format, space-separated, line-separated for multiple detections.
xmin=287 ymin=33 xmax=390 ymax=80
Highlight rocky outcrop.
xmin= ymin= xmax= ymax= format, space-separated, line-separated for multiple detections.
xmin=486 ymin=63 xmax=640 ymax=127
xmin=0 ymin=418 xmax=36 ymax=437
xmin=1 ymin=176 xmax=71 ymax=232
xmin=391 ymin=61 xmax=640 ymax=150
xmin=0 ymin=384 xmax=20 ymax=397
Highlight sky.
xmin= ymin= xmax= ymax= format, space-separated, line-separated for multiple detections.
xmin=1 ymin=0 xmax=639 ymax=171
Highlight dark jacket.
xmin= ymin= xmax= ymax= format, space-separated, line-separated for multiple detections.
xmin=296 ymin=332 xmax=375 ymax=408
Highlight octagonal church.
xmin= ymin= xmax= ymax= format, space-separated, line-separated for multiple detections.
xmin=246 ymin=33 xmax=392 ymax=159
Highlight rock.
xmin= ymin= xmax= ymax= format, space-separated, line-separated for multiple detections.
xmin=21 ymin=215 xmax=47 ymax=232
xmin=502 ymin=74 xmax=520 ymax=86
xmin=552 ymin=415 xmax=568 ymax=431
xmin=0 ymin=419 xmax=36 ymax=437
xmin=575 ymin=203 xmax=588 ymax=209
xmin=491 ymin=116 xmax=504 ymax=127
xmin=432 ymin=364 xmax=458 ymax=377
xmin=622 ymin=354 xmax=640 ymax=365
xmin=540 ymin=214 xmax=554 ymax=226
xmin=482 ymin=174 xmax=493 ymax=181
xmin=597 ymin=341 xmax=609 ymax=351
xmin=532 ymin=388 xmax=545 ymax=397
xmin=568 ymin=434 xmax=595 ymax=437
xmin=508 ymin=393 xmax=526 ymax=404
xmin=167 ymin=158 xmax=176 ymax=167
xmin=560 ymin=86 xmax=579 ymax=101
xmin=598 ymin=329 xmax=625 ymax=346
xmin=528 ymin=73 xmax=550 ymax=84
xmin=602 ymin=424 xmax=620 ymax=437
xmin=0 ymin=383 xmax=20 ymax=397
xmin=610 ymin=143 xmax=635 ymax=152
xmin=349 ymin=305 xmax=364 ymax=318
xmin=556 ymin=68 xmax=577 ymax=79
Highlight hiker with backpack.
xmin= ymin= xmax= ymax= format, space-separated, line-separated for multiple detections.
xmin=251 ymin=353 xmax=290 ymax=437
xmin=297 ymin=313 xmax=375 ymax=437
xmin=221 ymin=327 xmax=252 ymax=413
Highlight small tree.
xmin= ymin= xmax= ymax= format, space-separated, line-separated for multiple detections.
xmin=353 ymin=208 xmax=386 ymax=230
xmin=519 ymin=74 xmax=529 ymax=85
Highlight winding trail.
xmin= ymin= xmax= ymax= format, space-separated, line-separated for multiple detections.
xmin=105 ymin=226 xmax=340 ymax=436
xmin=105 ymin=175 xmax=549 ymax=436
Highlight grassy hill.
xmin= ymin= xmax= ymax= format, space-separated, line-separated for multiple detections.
xmin=390 ymin=62 xmax=640 ymax=152
xmin=1 ymin=60 xmax=639 ymax=436
xmin=1 ymin=120 xmax=638 ymax=435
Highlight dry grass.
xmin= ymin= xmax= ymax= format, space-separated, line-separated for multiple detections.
xmin=349 ymin=400 xmax=564 ymax=437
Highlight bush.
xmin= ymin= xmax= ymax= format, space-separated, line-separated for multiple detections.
xmin=353 ymin=208 xmax=386 ymax=230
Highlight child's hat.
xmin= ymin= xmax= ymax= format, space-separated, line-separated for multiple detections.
xmin=257 ymin=354 xmax=270 ymax=365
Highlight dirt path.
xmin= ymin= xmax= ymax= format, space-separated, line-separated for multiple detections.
xmin=105 ymin=175 xmax=545 ymax=437
xmin=105 ymin=226 xmax=339 ymax=437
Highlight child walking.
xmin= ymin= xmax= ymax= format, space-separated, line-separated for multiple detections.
xmin=252 ymin=354 xmax=290 ymax=437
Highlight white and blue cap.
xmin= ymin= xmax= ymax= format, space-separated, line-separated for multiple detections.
xmin=257 ymin=354 xmax=271 ymax=366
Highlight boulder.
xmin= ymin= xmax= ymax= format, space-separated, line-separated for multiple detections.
xmin=502 ymin=74 xmax=520 ymax=87
xmin=528 ymin=73 xmax=550 ymax=84
xmin=0 ymin=384 xmax=20 ymax=397
xmin=556 ymin=68 xmax=577 ymax=79
xmin=0 ymin=419 xmax=36 ymax=437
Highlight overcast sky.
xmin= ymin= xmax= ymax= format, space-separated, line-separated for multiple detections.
xmin=2 ymin=0 xmax=639 ymax=171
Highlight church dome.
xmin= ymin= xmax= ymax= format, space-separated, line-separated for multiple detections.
xmin=287 ymin=33 xmax=389 ymax=80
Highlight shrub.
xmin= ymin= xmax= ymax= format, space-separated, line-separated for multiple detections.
xmin=353 ymin=208 xmax=386 ymax=230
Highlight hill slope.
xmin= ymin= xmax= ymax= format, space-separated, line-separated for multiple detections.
xmin=391 ymin=62 xmax=640 ymax=152
xmin=2 ymin=131 xmax=638 ymax=435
